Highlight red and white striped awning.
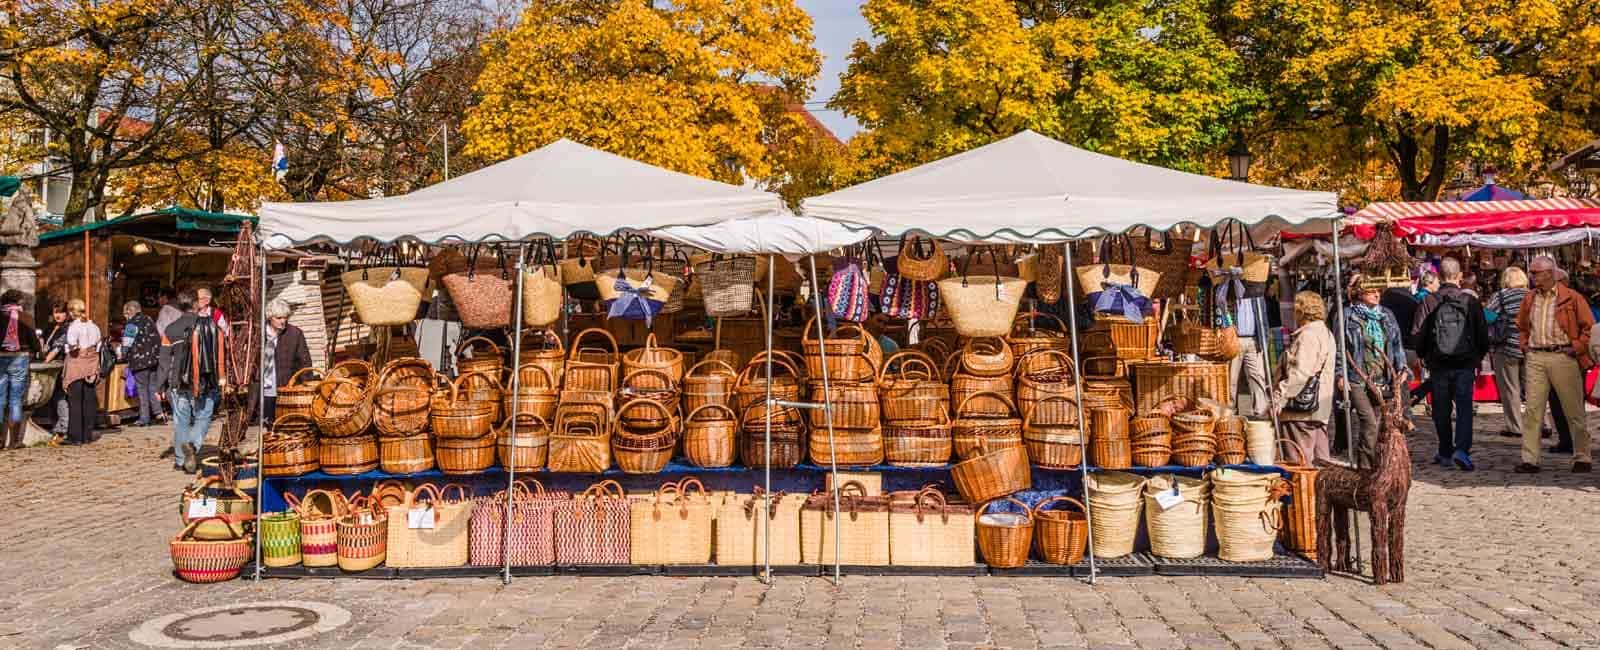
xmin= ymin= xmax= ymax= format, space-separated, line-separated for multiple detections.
xmin=1351 ymin=197 xmax=1600 ymax=221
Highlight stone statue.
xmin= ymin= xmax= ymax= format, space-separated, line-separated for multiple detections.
xmin=0 ymin=187 xmax=41 ymax=314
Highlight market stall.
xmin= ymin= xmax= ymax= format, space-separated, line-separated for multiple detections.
xmin=171 ymin=134 xmax=1347 ymax=586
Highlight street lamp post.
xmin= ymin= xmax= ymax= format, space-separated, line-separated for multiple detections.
xmin=1227 ymin=135 xmax=1252 ymax=182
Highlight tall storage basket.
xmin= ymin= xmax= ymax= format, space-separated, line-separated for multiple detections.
xmin=1085 ymin=471 xmax=1146 ymax=558
xmin=1143 ymin=475 xmax=1210 ymax=559
xmin=1033 ymin=496 xmax=1089 ymax=565
xmin=336 ymin=497 xmax=388 ymax=572
xmin=294 ymin=489 xmax=348 ymax=568
xmin=1277 ymin=438 xmax=1318 ymax=560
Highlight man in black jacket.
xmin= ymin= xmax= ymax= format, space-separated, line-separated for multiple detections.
xmin=1411 ymin=258 xmax=1490 ymax=471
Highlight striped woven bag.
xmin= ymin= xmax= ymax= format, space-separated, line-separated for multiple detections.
xmin=553 ymin=480 xmax=631 ymax=565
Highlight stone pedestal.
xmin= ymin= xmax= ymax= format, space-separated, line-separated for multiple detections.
xmin=0 ymin=248 xmax=41 ymax=314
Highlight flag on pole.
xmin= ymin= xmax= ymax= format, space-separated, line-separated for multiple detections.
xmin=272 ymin=142 xmax=288 ymax=180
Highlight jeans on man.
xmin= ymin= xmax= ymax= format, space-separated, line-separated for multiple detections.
xmin=0 ymin=355 xmax=29 ymax=423
xmin=171 ymin=388 xmax=219 ymax=468
xmin=1430 ymin=367 xmax=1476 ymax=457
xmin=132 ymin=367 xmax=162 ymax=425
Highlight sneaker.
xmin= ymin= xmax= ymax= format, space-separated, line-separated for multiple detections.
xmin=1433 ymin=454 xmax=1452 ymax=468
xmin=1513 ymin=463 xmax=1541 ymax=474
xmin=1452 ymin=450 xmax=1475 ymax=472
xmin=1574 ymin=462 xmax=1592 ymax=474
xmin=1499 ymin=429 xmax=1520 ymax=438
xmin=182 ymin=444 xmax=199 ymax=473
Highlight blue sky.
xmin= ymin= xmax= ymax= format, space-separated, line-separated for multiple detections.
xmin=796 ymin=0 xmax=868 ymax=140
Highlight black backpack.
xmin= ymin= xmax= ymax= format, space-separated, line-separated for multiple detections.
xmin=1432 ymin=292 xmax=1474 ymax=362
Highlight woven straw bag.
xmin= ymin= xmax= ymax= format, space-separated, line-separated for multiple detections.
xmin=554 ymin=480 xmax=631 ymax=565
xmin=1035 ymin=243 xmax=1064 ymax=304
xmin=1143 ymin=475 xmax=1211 ymax=559
xmin=179 ymin=477 xmax=254 ymax=540
xmin=937 ymin=249 xmax=1026 ymax=337
xmin=1135 ymin=230 xmax=1194 ymax=299
xmin=630 ymin=478 xmax=715 ymax=565
xmin=341 ymin=265 xmax=429 ymax=326
xmin=442 ymin=248 xmax=514 ymax=329
xmin=290 ymin=489 xmax=347 ymax=568
xmin=696 ymin=255 xmax=757 ymax=317
xmin=888 ymin=487 xmax=974 ymax=567
xmin=715 ymin=490 xmax=804 ymax=566
xmin=801 ymin=481 xmax=890 ymax=566
xmin=335 ymin=497 xmax=388 ymax=572
xmin=469 ymin=480 xmax=562 ymax=567
xmin=170 ymin=517 xmax=252 ymax=583
xmin=1086 ymin=471 xmax=1146 ymax=558
xmin=1212 ymin=477 xmax=1288 ymax=562
xmin=521 ymin=239 xmax=565 ymax=327
xmin=259 ymin=508 xmax=301 ymax=568
xmin=385 ymin=483 xmax=474 ymax=568
xmin=895 ymin=235 xmax=947 ymax=281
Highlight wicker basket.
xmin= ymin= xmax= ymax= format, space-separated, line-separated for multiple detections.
xmin=682 ymin=359 xmax=736 ymax=415
xmin=516 ymin=328 xmax=566 ymax=387
xmin=1278 ymin=438 xmax=1319 ymax=560
xmin=952 ymin=390 xmax=1023 ymax=460
xmin=623 ymin=333 xmax=686 ymax=384
xmin=1090 ymin=436 xmax=1132 ymax=469
xmin=614 ymin=399 xmax=679 ymax=474
xmin=503 ymin=363 xmax=559 ymax=423
xmin=958 ymin=337 xmax=1014 ymax=377
xmin=455 ymin=336 xmax=504 ymax=379
xmin=1089 ymin=405 xmax=1131 ymax=440
xmin=263 ymin=415 xmax=320 ymax=476
xmin=808 ymin=380 xmax=879 ymax=430
xmin=887 ymin=487 xmax=976 ymax=567
xmin=566 ymin=327 xmax=620 ymax=393
xmin=1023 ymin=395 xmax=1083 ymax=469
xmin=548 ymin=401 xmax=613 ymax=473
xmin=1131 ymin=416 xmax=1173 ymax=467
xmin=1086 ymin=471 xmax=1146 ymax=558
xmin=1213 ymin=477 xmax=1287 ymax=562
xmin=1172 ymin=316 xmax=1240 ymax=362
xmin=1007 ymin=313 xmax=1072 ymax=360
xmin=808 ymin=425 xmax=884 ymax=467
xmin=739 ymin=405 xmax=807 ymax=470
xmin=732 ymin=355 xmax=804 ymax=416
xmin=379 ymin=432 xmax=434 ymax=474
xmin=801 ymin=316 xmax=880 ymax=383
xmin=455 ymin=369 xmax=504 ymax=422
xmin=170 ymin=518 xmax=252 ymax=583
xmin=1033 ymin=496 xmax=1089 ymax=565
xmin=321 ymin=433 xmax=378 ymax=475
xmin=878 ymin=350 xmax=950 ymax=426
xmin=1144 ymin=474 xmax=1211 ymax=559
xmin=683 ymin=403 xmax=737 ymax=468
xmin=1215 ymin=416 xmax=1247 ymax=465
xmin=374 ymin=358 xmax=434 ymax=437
xmin=437 ymin=432 xmax=496 ymax=474
xmin=1016 ymin=347 xmax=1076 ymax=383
xmin=950 ymin=441 xmax=1031 ymax=504
xmin=275 ymin=368 xmax=322 ymax=421
xmin=1110 ymin=317 xmax=1160 ymax=361
xmin=949 ymin=372 xmax=1014 ymax=419
xmin=427 ymin=375 xmax=494 ymax=439
xmin=312 ymin=376 xmax=373 ymax=438
xmin=1132 ymin=361 xmax=1231 ymax=413
xmin=883 ymin=408 xmax=953 ymax=467
xmin=1170 ymin=411 xmax=1217 ymax=467
xmin=1016 ymin=378 xmax=1079 ymax=429
xmin=335 ymin=498 xmax=388 ymax=572
xmin=975 ymin=497 xmax=1033 ymax=569
xmin=497 ymin=413 xmax=551 ymax=471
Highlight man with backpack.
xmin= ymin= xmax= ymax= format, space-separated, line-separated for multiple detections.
xmin=1514 ymin=255 xmax=1594 ymax=474
xmin=1411 ymin=257 xmax=1489 ymax=471
xmin=156 ymin=291 xmax=226 ymax=472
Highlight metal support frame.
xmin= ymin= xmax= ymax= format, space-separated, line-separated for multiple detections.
xmin=252 ymin=238 xmax=268 ymax=580
xmin=503 ymin=243 xmax=529 ymax=584
xmin=1061 ymin=242 xmax=1098 ymax=583
xmin=760 ymin=256 xmax=776 ymax=584
xmin=1328 ymin=218 xmax=1361 ymax=571
xmin=806 ymin=255 xmax=844 ymax=585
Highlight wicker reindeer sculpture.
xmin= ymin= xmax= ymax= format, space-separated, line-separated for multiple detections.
xmin=1315 ymin=365 xmax=1412 ymax=585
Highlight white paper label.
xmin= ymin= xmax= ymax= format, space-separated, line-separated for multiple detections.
xmin=187 ymin=497 xmax=217 ymax=519
xmin=407 ymin=507 xmax=435 ymax=529
xmin=360 ymin=512 xmax=373 ymax=526
xmin=1154 ymin=486 xmax=1184 ymax=511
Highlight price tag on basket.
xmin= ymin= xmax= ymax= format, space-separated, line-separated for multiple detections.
xmin=1154 ymin=486 xmax=1183 ymax=511
xmin=186 ymin=497 xmax=216 ymax=519
xmin=407 ymin=506 xmax=435 ymax=529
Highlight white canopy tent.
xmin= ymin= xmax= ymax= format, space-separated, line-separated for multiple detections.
xmin=802 ymin=130 xmax=1341 ymax=242
xmin=258 ymin=138 xmax=864 ymax=254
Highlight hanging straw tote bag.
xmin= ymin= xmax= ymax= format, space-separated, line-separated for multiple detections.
xmin=522 ymin=239 xmax=565 ymax=328
xmin=887 ymin=487 xmax=974 ymax=567
xmin=442 ymin=245 xmax=514 ymax=329
xmin=937 ymin=249 xmax=1026 ymax=337
xmin=1075 ymin=236 xmax=1160 ymax=322
xmin=341 ymin=248 xmax=430 ymax=327
xmin=894 ymin=234 xmax=947 ymax=281
xmin=696 ymin=254 xmax=758 ymax=317
xmin=385 ymin=483 xmax=474 ymax=568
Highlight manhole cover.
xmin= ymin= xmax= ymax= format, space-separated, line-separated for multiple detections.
xmin=129 ymin=601 xmax=349 ymax=648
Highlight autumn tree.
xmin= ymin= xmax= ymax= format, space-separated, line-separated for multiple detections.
xmin=1231 ymin=0 xmax=1600 ymax=201
xmin=462 ymin=0 xmax=822 ymax=189
xmin=831 ymin=0 xmax=1248 ymax=182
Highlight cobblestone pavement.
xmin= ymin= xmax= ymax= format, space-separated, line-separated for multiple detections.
xmin=2 ymin=413 xmax=1599 ymax=650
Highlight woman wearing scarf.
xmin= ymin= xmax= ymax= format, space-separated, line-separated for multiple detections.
xmin=0 ymin=291 xmax=39 ymax=449
xmin=1338 ymin=278 xmax=1408 ymax=467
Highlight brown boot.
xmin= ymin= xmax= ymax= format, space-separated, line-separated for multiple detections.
xmin=5 ymin=421 xmax=23 ymax=449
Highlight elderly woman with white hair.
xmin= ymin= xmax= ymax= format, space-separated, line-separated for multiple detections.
xmin=260 ymin=298 xmax=312 ymax=425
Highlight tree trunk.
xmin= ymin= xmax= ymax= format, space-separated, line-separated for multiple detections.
xmin=61 ymin=166 xmax=98 ymax=226
xmin=1391 ymin=125 xmax=1451 ymax=201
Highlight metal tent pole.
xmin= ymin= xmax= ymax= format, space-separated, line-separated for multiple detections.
xmin=807 ymin=255 xmax=843 ymax=585
xmin=503 ymin=243 xmax=528 ymax=585
xmin=1328 ymin=218 xmax=1361 ymax=571
xmin=760 ymin=256 xmax=776 ymax=584
xmin=1062 ymin=241 xmax=1097 ymax=583
xmin=253 ymin=239 xmax=268 ymax=581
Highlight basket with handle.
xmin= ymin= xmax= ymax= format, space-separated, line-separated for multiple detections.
xmin=938 ymin=249 xmax=1026 ymax=337
xmin=733 ymin=358 xmax=804 ymax=428
xmin=715 ymin=488 xmax=805 ymax=566
xmin=618 ymin=368 xmax=679 ymax=428
xmin=1170 ymin=410 xmax=1217 ymax=467
xmin=470 ymin=479 xmax=563 ymax=567
xmin=696 ymin=254 xmax=758 ymax=317
xmin=370 ymin=481 xmax=408 ymax=510
xmin=521 ymin=242 xmax=565 ymax=328
xmin=341 ymin=264 xmax=429 ymax=327
xmin=497 ymin=413 xmax=551 ymax=471
xmin=739 ymin=402 xmax=807 ymax=469
xmin=1277 ymin=437 xmax=1318 ymax=560
xmin=320 ymin=433 xmax=378 ymax=475
xmin=883 ymin=407 xmax=953 ymax=467
xmin=801 ymin=315 xmax=880 ymax=383
xmin=553 ymin=480 xmax=631 ymax=565
xmin=623 ymin=333 xmax=685 ymax=384
xmin=950 ymin=439 xmax=1031 ymax=504
xmin=1214 ymin=415 xmax=1247 ymax=465
xmin=952 ymin=390 xmax=1023 ymax=460
xmin=894 ymin=234 xmax=947 ymax=281
xmin=312 ymin=376 xmax=373 ymax=438
xmin=455 ymin=336 xmax=504 ymax=380
xmin=630 ymin=478 xmax=715 ymax=565
xmin=379 ymin=432 xmax=434 ymax=474
xmin=565 ymin=327 xmax=620 ymax=393
xmin=959 ymin=337 xmax=1014 ymax=377
xmin=682 ymin=359 xmax=736 ymax=415
xmin=1016 ymin=345 xmax=1076 ymax=383
xmin=456 ymin=368 xmax=504 ymax=422
xmin=807 ymin=379 xmax=880 ymax=430
xmin=1033 ymin=496 xmax=1089 ymax=565
xmin=1023 ymin=395 xmax=1083 ymax=469
xmin=431 ymin=373 xmax=497 ymax=439
xmin=294 ymin=489 xmax=349 ymax=567
xmin=1016 ymin=351 xmax=1079 ymax=427
xmin=1212 ymin=473 xmax=1288 ymax=562
xmin=877 ymin=350 xmax=950 ymax=426
xmin=516 ymin=328 xmax=566 ymax=384
xmin=1143 ymin=474 xmax=1211 ymax=559
xmin=975 ymin=497 xmax=1033 ymax=569
xmin=441 ymin=246 xmax=515 ymax=329
xmin=801 ymin=481 xmax=890 ymax=566
xmin=179 ymin=477 xmax=255 ymax=540
xmin=807 ymin=424 xmax=884 ymax=467
xmin=504 ymin=363 xmax=559 ymax=423
xmin=1109 ymin=317 xmax=1160 ymax=361
xmin=683 ymin=403 xmax=737 ymax=468
xmin=170 ymin=517 xmax=252 ymax=583
xmin=385 ymin=483 xmax=474 ymax=568
xmin=259 ymin=507 xmax=302 ymax=568
xmin=373 ymin=358 xmax=434 ymax=437
xmin=1170 ymin=305 xmax=1240 ymax=361
xmin=1131 ymin=415 xmax=1173 ymax=467
xmin=262 ymin=415 xmax=319 ymax=476
xmin=1132 ymin=361 xmax=1231 ymax=413
xmin=613 ymin=399 xmax=678 ymax=474
xmin=336 ymin=495 xmax=388 ymax=572
xmin=274 ymin=368 xmax=323 ymax=421
xmin=436 ymin=432 xmax=496 ymax=475
xmin=1008 ymin=312 xmax=1073 ymax=360
xmin=1085 ymin=471 xmax=1146 ymax=558
xmin=888 ymin=486 xmax=975 ymax=567
xmin=548 ymin=401 xmax=614 ymax=473
xmin=949 ymin=371 xmax=1013 ymax=421
xmin=1088 ymin=404 xmax=1131 ymax=440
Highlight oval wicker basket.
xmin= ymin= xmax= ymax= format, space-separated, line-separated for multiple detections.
xmin=807 ymin=380 xmax=879 ymax=430
xmin=801 ymin=316 xmax=880 ymax=382
xmin=1033 ymin=496 xmax=1089 ymax=565
xmin=958 ymin=337 xmax=1014 ymax=377
xmin=312 ymin=377 xmax=373 ymax=438
xmin=455 ymin=336 xmax=504 ymax=379
xmin=379 ymin=432 xmax=434 ymax=474
xmin=950 ymin=441 xmax=1031 ymax=504
xmin=952 ymin=390 xmax=1023 ymax=460
xmin=883 ymin=406 xmax=952 ymax=468
xmin=683 ymin=403 xmax=737 ymax=468
xmin=431 ymin=373 xmax=497 ymax=439
xmin=614 ymin=399 xmax=679 ymax=474
xmin=1023 ymin=395 xmax=1083 ymax=469
xmin=515 ymin=328 xmax=566 ymax=388
xmin=682 ymin=359 xmax=737 ymax=415
xmin=263 ymin=415 xmax=320 ymax=476
xmin=503 ymin=363 xmax=559 ymax=422
xmin=497 ymin=413 xmax=550 ymax=472
xmin=1214 ymin=415 xmax=1247 ymax=465
xmin=320 ymin=433 xmax=378 ymax=475
xmin=877 ymin=350 xmax=950 ymax=426
xmin=622 ymin=333 xmax=685 ymax=384
xmin=275 ymin=368 xmax=322 ymax=421
xmin=565 ymin=327 xmax=620 ymax=393
xmin=374 ymin=358 xmax=434 ymax=437
xmin=975 ymin=497 xmax=1033 ymax=569
xmin=1170 ymin=410 xmax=1217 ymax=467
xmin=436 ymin=432 xmax=496 ymax=474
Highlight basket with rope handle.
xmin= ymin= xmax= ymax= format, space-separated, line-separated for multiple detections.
xmin=430 ymin=373 xmax=496 ymax=439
